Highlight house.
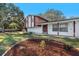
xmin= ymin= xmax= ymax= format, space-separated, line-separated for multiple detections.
xmin=25 ymin=15 xmax=79 ymax=38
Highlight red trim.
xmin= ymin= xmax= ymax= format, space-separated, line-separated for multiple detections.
xmin=73 ymin=21 xmax=75 ymax=37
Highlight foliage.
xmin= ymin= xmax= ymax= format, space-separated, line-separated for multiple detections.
xmin=0 ymin=3 xmax=24 ymax=30
xmin=28 ymin=32 xmax=33 ymax=35
xmin=9 ymin=22 xmax=19 ymax=29
xmin=63 ymin=45 xmax=73 ymax=51
xmin=39 ymin=9 xmax=65 ymax=21
xmin=0 ymin=46 xmax=6 ymax=55
xmin=2 ymin=35 xmax=16 ymax=46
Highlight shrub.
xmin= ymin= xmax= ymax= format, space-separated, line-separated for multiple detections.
xmin=2 ymin=35 xmax=16 ymax=46
xmin=63 ymin=45 xmax=73 ymax=51
xmin=28 ymin=32 xmax=33 ymax=35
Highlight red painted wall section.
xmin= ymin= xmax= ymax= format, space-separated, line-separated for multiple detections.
xmin=34 ymin=16 xmax=47 ymax=26
xmin=25 ymin=16 xmax=48 ymax=28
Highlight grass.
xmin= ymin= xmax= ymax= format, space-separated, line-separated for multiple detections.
xmin=0 ymin=32 xmax=79 ymax=55
xmin=0 ymin=31 xmax=29 ymax=55
xmin=47 ymin=36 xmax=79 ymax=48
xmin=28 ymin=34 xmax=79 ymax=48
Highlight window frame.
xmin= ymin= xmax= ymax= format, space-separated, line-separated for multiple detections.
xmin=59 ymin=23 xmax=68 ymax=32
xmin=52 ymin=23 xmax=68 ymax=32
xmin=52 ymin=23 xmax=59 ymax=31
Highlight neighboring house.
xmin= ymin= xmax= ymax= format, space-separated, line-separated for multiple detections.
xmin=25 ymin=15 xmax=79 ymax=38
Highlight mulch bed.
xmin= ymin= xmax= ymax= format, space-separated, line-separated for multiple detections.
xmin=4 ymin=39 xmax=79 ymax=56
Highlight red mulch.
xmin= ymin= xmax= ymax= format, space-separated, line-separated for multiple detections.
xmin=4 ymin=39 xmax=79 ymax=56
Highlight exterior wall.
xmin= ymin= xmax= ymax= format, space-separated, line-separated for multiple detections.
xmin=75 ymin=21 xmax=79 ymax=37
xmin=28 ymin=16 xmax=31 ymax=27
xmin=27 ymin=26 xmax=43 ymax=34
xmin=25 ymin=15 xmax=34 ymax=28
xmin=31 ymin=16 xmax=34 ymax=27
xmin=26 ymin=15 xmax=48 ymax=34
xmin=59 ymin=22 xmax=73 ymax=36
xmin=48 ymin=24 xmax=58 ymax=35
xmin=26 ymin=15 xmax=79 ymax=37
xmin=25 ymin=17 xmax=28 ymax=28
xmin=26 ymin=15 xmax=47 ymax=28
xmin=34 ymin=16 xmax=47 ymax=26
xmin=48 ymin=22 xmax=74 ymax=36
xmin=34 ymin=16 xmax=41 ymax=26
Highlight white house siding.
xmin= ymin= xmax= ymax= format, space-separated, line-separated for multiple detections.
xmin=48 ymin=22 xmax=74 ymax=36
xmin=59 ymin=22 xmax=74 ymax=36
xmin=27 ymin=26 xmax=43 ymax=34
xmin=28 ymin=16 xmax=31 ymax=27
xmin=48 ymin=24 xmax=58 ymax=35
xmin=68 ymin=22 xmax=74 ymax=36
xmin=75 ymin=21 xmax=79 ymax=37
xmin=31 ymin=16 xmax=34 ymax=27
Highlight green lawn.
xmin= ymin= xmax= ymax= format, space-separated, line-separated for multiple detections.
xmin=0 ymin=32 xmax=79 ymax=55
xmin=28 ymin=34 xmax=79 ymax=48
xmin=0 ymin=32 xmax=29 ymax=55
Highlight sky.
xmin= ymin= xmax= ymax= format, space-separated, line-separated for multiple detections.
xmin=16 ymin=3 xmax=79 ymax=17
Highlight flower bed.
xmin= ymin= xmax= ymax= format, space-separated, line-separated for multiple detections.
xmin=4 ymin=39 xmax=79 ymax=56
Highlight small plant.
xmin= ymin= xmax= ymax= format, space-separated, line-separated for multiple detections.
xmin=28 ymin=32 xmax=33 ymax=38
xmin=28 ymin=32 xmax=33 ymax=35
xmin=40 ymin=40 xmax=46 ymax=48
xmin=63 ymin=45 xmax=73 ymax=51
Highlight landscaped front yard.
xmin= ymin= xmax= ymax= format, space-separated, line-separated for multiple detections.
xmin=0 ymin=32 xmax=79 ymax=56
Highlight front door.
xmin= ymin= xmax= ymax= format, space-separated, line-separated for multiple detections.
xmin=43 ymin=25 xmax=48 ymax=34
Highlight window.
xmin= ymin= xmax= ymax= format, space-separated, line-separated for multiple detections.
xmin=59 ymin=23 xmax=68 ymax=32
xmin=52 ymin=23 xmax=68 ymax=32
xmin=52 ymin=24 xmax=59 ymax=31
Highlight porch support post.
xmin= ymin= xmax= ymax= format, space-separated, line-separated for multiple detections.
xmin=73 ymin=21 xmax=75 ymax=37
xmin=57 ymin=23 xmax=59 ymax=36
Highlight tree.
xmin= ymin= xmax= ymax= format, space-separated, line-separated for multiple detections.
xmin=9 ymin=22 xmax=19 ymax=29
xmin=39 ymin=9 xmax=65 ymax=21
xmin=0 ymin=3 xmax=24 ymax=31
xmin=0 ymin=3 xmax=8 ymax=32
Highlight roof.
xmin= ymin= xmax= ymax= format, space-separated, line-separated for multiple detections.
xmin=41 ymin=17 xmax=79 ymax=23
xmin=27 ymin=15 xmax=79 ymax=24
